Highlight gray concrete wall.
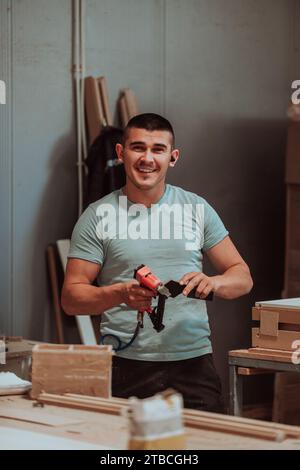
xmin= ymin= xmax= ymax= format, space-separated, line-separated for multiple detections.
xmin=1 ymin=0 xmax=299 ymax=400
xmin=0 ymin=0 xmax=78 ymax=341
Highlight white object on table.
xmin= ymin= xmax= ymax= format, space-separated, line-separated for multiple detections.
xmin=0 ymin=372 xmax=31 ymax=395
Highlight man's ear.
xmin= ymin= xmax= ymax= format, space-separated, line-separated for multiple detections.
xmin=169 ymin=149 xmax=179 ymax=167
xmin=115 ymin=143 xmax=124 ymax=163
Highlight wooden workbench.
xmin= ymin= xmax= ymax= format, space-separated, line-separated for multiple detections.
xmin=1 ymin=395 xmax=300 ymax=450
xmin=229 ymin=348 xmax=300 ymax=418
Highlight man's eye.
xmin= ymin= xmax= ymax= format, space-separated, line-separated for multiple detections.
xmin=133 ymin=146 xmax=144 ymax=152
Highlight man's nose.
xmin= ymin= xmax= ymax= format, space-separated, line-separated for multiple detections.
xmin=141 ymin=149 xmax=154 ymax=162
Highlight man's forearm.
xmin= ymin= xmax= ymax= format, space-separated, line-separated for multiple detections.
xmin=62 ymin=283 xmax=123 ymax=315
xmin=213 ymin=264 xmax=253 ymax=300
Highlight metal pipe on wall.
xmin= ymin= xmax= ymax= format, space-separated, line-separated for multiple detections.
xmin=73 ymin=0 xmax=87 ymax=217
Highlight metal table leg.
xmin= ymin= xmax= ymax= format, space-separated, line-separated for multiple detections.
xmin=229 ymin=364 xmax=243 ymax=416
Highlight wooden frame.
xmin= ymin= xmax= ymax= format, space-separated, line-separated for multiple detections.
xmin=31 ymin=344 xmax=113 ymax=399
xmin=252 ymin=300 xmax=300 ymax=350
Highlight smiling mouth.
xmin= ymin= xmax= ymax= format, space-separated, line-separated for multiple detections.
xmin=135 ymin=167 xmax=157 ymax=173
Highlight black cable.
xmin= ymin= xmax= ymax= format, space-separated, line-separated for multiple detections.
xmin=99 ymin=321 xmax=141 ymax=352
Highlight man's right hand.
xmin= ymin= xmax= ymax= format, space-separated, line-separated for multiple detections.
xmin=62 ymin=258 xmax=156 ymax=315
xmin=120 ymin=280 xmax=155 ymax=310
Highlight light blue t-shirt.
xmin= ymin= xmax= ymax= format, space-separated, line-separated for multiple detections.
xmin=68 ymin=184 xmax=228 ymax=361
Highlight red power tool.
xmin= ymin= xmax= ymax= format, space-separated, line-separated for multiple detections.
xmin=134 ymin=264 xmax=213 ymax=332
xmin=100 ymin=264 xmax=214 ymax=352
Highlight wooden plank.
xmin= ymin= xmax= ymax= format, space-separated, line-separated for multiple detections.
xmin=98 ymin=77 xmax=112 ymax=126
xmin=85 ymin=76 xmax=105 ymax=145
xmin=163 ymin=405 xmax=298 ymax=438
xmin=252 ymin=327 xmax=300 ymax=351
xmin=229 ymin=348 xmax=294 ymax=363
xmin=66 ymin=393 xmax=126 ymax=407
xmin=183 ymin=408 xmax=300 ymax=437
xmin=248 ymin=348 xmax=296 ymax=360
xmin=237 ymin=367 xmax=274 ymax=376
xmin=184 ymin=415 xmax=284 ymax=442
xmin=39 ymin=395 xmax=121 ymax=415
xmin=252 ymin=306 xmax=300 ymax=325
xmin=38 ymin=392 xmax=126 ymax=417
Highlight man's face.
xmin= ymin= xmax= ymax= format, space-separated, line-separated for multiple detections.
xmin=116 ymin=127 xmax=179 ymax=191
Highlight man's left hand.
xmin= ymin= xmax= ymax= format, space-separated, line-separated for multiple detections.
xmin=179 ymin=272 xmax=219 ymax=299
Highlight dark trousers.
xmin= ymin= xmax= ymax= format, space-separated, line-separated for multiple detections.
xmin=112 ymin=354 xmax=224 ymax=413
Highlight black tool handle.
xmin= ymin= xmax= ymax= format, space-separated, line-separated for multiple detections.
xmin=165 ymin=280 xmax=214 ymax=301
xmin=154 ymin=294 xmax=166 ymax=332
xmin=187 ymin=286 xmax=213 ymax=300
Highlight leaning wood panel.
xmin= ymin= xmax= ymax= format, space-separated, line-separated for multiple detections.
xmin=122 ymin=88 xmax=139 ymax=120
xmin=119 ymin=95 xmax=129 ymax=128
xmin=98 ymin=77 xmax=112 ymax=126
xmin=31 ymin=344 xmax=113 ymax=399
xmin=85 ymin=76 xmax=105 ymax=145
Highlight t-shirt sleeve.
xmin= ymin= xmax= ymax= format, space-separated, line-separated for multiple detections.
xmin=68 ymin=206 xmax=104 ymax=265
xmin=202 ymin=200 xmax=229 ymax=252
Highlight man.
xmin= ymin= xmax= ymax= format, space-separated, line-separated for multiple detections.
xmin=62 ymin=113 xmax=253 ymax=412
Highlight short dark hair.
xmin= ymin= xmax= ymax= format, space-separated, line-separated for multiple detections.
xmin=123 ymin=113 xmax=175 ymax=146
